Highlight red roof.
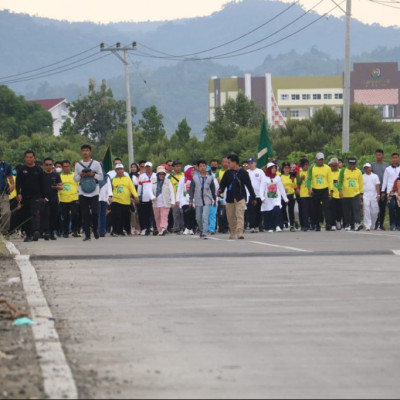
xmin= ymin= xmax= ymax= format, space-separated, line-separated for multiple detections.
xmin=29 ymin=98 xmax=66 ymax=111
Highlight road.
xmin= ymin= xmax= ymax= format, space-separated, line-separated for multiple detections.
xmin=12 ymin=230 xmax=400 ymax=399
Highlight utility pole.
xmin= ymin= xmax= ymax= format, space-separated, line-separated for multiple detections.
xmin=100 ymin=42 xmax=136 ymax=165
xmin=342 ymin=0 xmax=351 ymax=153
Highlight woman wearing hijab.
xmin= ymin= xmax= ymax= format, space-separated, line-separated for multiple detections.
xmin=260 ymin=162 xmax=288 ymax=232
xmin=177 ymin=165 xmax=197 ymax=235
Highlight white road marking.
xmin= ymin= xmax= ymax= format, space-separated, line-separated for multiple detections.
xmin=346 ymin=231 xmax=400 ymax=238
xmin=248 ymin=241 xmax=312 ymax=253
xmin=392 ymin=250 xmax=400 ymax=256
xmin=5 ymin=241 xmax=78 ymax=399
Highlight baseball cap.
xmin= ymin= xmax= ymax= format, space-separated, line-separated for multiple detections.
xmin=328 ymin=157 xmax=338 ymax=165
xmin=363 ymin=162 xmax=372 ymax=168
xmin=348 ymin=157 xmax=357 ymax=164
xmin=266 ymin=162 xmax=276 ymax=169
xmin=144 ymin=161 xmax=153 ymax=167
xmin=156 ymin=166 xmax=167 ymax=175
xmin=316 ymin=152 xmax=325 ymax=160
xmin=115 ymin=163 xmax=124 ymax=169
xmin=247 ymin=157 xmax=256 ymax=163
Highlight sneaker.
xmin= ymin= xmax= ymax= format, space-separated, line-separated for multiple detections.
xmin=345 ymin=225 xmax=351 ymax=231
xmin=153 ymin=230 xmax=159 ymax=236
xmin=336 ymin=221 xmax=342 ymax=230
xmin=366 ymin=227 xmax=371 ymax=231
xmin=250 ymin=228 xmax=256 ymax=233
xmin=111 ymin=232 xmax=119 ymax=237
xmin=44 ymin=234 xmax=50 ymax=241
xmin=33 ymin=231 xmax=40 ymax=242
xmin=183 ymin=228 xmax=190 ymax=235
xmin=238 ymin=235 xmax=245 ymax=240
xmin=189 ymin=229 xmax=194 ymax=235
xmin=200 ymin=232 xmax=208 ymax=239
xmin=275 ymin=226 xmax=282 ymax=232
xmin=330 ymin=226 xmax=337 ymax=231
xmin=254 ymin=227 xmax=259 ymax=233
xmin=289 ymin=226 xmax=296 ymax=232
xmin=159 ymin=228 xmax=167 ymax=236
xmin=140 ymin=229 xmax=147 ymax=236
xmin=268 ymin=230 xmax=274 ymax=233
xmin=50 ymin=233 xmax=57 ymax=241
xmin=83 ymin=236 xmax=91 ymax=241
xmin=72 ymin=232 xmax=79 ymax=238
xmin=379 ymin=225 xmax=386 ymax=231
xmin=355 ymin=223 xmax=362 ymax=231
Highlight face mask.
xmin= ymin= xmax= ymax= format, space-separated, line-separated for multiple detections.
xmin=211 ymin=167 xmax=217 ymax=172
xmin=55 ymin=168 xmax=62 ymax=174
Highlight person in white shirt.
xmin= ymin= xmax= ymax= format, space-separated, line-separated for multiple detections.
xmin=177 ymin=165 xmax=196 ymax=235
xmin=138 ymin=161 xmax=157 ymax=236
xmin=152 ymin=165 xmax=175 ymax=236
xmin=247 ymin=157 xmax=265 ymax=233
xmin=362 ymin=163 xmax=380 ymax=231
xmin=260 ymin=162 xmax=288 ymax=232
xmin=381 ymin=152 xmax=400 ymax=230
xmin=98 ymin=165 xmax=113 ymax=237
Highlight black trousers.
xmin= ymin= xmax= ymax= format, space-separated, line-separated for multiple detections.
xmin=300 ymin=197 xmax=312 ymax=229
xmin=40 ymin=198 xmax=59 ymax=235
xmin=281 ymin=194 xmax=295 ymax=227
xmin=311 ymin=188 xmax=332 ymax=228
xmin=60 ymin=201 xmax=80 ymax=234
xmin=182 ymin=205 xmax=197 ymax=230
xmin=342 ymin=195 xmax=361 ymax=227
xmin=79 ymin=195 xmax=99 ymax=237
xmin=263 ymin=206 xmax=281 ymax=231
xmin=111 ymin=202 xmax=131 ymax=235
xmin=138 ymin=201 xmax=154 ymax=232
xmin=330 ymin=198 xmax=343 ymax=225
xmin=247 ymin=198 xmax=262 ymax=229
xmin=377 ymin=194 xmax=387 ymax=228
xmin=217 ymin=204 xmax=228 ymax=233
xmin=20 ymin=197 xmax=41 ymax=236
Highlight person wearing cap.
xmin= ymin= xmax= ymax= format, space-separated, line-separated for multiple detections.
xmin=328 ymin=157 xmax=342 ymax=231
xmin=168 ymin=161 xmax=184 ymax=234
xmin=296 ymin=158 xmax=311 ymax=231
xmin=337 ymin=157 xmax=364 ymax=231
xmin=109 ymin=164 xmax=139 ymax=237
xmin=362 ymin=163 xmax=380 ymax=231
xmin=247 ymin=157 xmax=264 ymax=233
xmin=260 ymin=162 xmax=288 ymax=232
xmin=306 ymin=152 xmax=334 ymax=231
xmin=189 ymin=160 xmax=216 ymax=239
xmin=73 ymin=144 xmax=104 ymax=241
xmin=382 ymin=153 xmax=400 ymax=230
xmin=218 ymin=154 xmax=256 ymax=239
xmin=0 ymin=148 xmax=14 ymax=236
xmin=152 ymin=166 xmax=175 ymax=236
xmin=138 ymin=162 xmax=157 ymax=236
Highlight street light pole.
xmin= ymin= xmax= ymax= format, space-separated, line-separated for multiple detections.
xmin=100 ymin=42 xmax=136 ymax=165
xmin=342 ymin=0 xmax=352 ymax=153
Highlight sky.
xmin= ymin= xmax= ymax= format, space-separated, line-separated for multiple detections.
xmin=1 ymin=0 xmax=399 ymax=27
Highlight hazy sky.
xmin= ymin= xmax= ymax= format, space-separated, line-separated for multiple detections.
xmin=1 ymin=0 xmax=399 ymax=27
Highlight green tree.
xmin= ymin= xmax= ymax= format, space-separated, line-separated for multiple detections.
xmin=69 ymin=79 xmax=133 ymax=145
xmin=138 ymin=105 xmax=166 ymax=143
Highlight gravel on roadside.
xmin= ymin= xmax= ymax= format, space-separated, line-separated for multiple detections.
xmin=0 ymin=240 xmax=45 ymax=400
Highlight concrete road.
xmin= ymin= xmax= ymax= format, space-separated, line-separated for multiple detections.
xmin=12 ymin=230 xmax=400 ymax=399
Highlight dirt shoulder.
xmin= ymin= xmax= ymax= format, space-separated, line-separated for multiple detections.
xmin=0 ymin=240 xmax=45 ymax=399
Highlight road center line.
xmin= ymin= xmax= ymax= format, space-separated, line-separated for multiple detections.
xmin=5 ymin=241 xmax=78 ymax=399
xmin=248 ymin=240 xmax=312 ymax=253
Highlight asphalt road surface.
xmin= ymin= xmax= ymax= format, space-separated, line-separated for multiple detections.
xmin=12 ymin=229 xmax=400 ymax=399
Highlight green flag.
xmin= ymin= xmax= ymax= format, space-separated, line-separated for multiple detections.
xmin=256 ymin=114 xmax=274 ymax=169
xmin=102 ymin=144 xmax=113 ymax=173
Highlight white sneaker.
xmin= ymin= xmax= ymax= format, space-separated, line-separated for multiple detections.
xmin=183 ymin=228 xmax=189 ymax=235
xmin=140 ymin=229 xmax=147 ymax=236
xmin=336 ymin=221 xmax=342 ymax=230
xmin=365 ymin=227 xmax=371 ymax=231
xmin=276 ymin=226 xmax=282 ymax=232
xmin=159 ymin=228 xmax=167 ymax=236
xmin=268 ymin=230 xmax=274 ymax=233
xmin=189 ymin=229 xmax=194 ymax=235
xmin=331 ymin=226 xmax=337 ymax=231
xmin=355 ymin=223 xmax=362 ymax=231
xmin=345 ymin=225 xmax=351 ymax=231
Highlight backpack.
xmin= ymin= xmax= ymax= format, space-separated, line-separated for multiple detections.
xmin=79 ymin=160 xmax=97 ymax=194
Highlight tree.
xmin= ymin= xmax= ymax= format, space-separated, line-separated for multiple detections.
xmin=174 ymin=118 xmax=191 ymax=142
xmin=138 ymin=105 xmax=166 ymax=143
xmin=68 ymin=79 xmax=133 ymax=145
xmin=0 ymin=85 xmax=53 ymax=139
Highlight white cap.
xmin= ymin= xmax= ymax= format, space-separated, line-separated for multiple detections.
xmin=316 ymin=152 xmax=325 ymax=160
xmin=115 ymin=163 xmax=124 ymax=169
xmin=144 ymin=161 xmax=153 ymax=167
xmin=266 ymin=162 xmax=276 ymax=169
xmin=328 ymin=157 xmax=338 ymax=165
xmin=184 ymin=165 xmax=193 ymax=172
xmin=363 ymin=162 xmax=372 ymax=168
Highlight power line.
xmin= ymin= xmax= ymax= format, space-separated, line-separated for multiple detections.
xmin=368 ymin=0 xmax=400 ymax=8
xmin=0 ymin=45 xmax=100 ymax=80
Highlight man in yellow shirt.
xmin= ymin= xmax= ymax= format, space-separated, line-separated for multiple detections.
xmin=328 ymin=157 xmax=343 ymax=231
xmin=296 ymin=158 xmax=311 ymax=231
xmin=59 ymin=160 xmax=80 ymax=238
xmin=110 ymin=164 xmax=139 ymax=237
xmin=338 ymin=157 xmax=364 ymax=231
xmin=306 ymin=152 xmax=334 ymax=231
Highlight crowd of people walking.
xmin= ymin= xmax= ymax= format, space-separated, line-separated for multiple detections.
xmin=0 ymin=145 xmax=399 ymax=243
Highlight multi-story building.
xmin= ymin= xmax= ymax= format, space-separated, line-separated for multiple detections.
xmin=208 ymin=62 xmax=400 ymax=127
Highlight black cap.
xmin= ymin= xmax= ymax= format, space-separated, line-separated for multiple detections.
xmin=172 ymin=161 xmax=182 ymax=166
xmin=348 ymin=157 xmax=357 ymax=164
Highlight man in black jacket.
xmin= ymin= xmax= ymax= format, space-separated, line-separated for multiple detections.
xmin=16 ymin=150 xmax=45 ymax=242
xmin=218 ymin=154 xmax=257 ymax=240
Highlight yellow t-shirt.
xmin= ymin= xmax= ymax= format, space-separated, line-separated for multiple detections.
xmin=340 ymin=168 xmax=364 ymax=198
xmin=112 ymin=176 xmax=138 ymax=205
xmin=8 ymin=176 xmax=17 ymax=200
xmin=281 ymin=174 xmax=296 ymax=195
xmin=168 ymin=172 xmax=184 ymax=195
xmin=297 ymin=170 xmax=310 ymax=198
xmin=307 ymin=164 xmax=333 ymax=191
xmin=59 ymin=173 xmax=79 ymax=203
xmin=331 ymin=170 xmax=340 ymax=199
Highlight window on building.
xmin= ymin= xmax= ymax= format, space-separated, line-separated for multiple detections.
xmin=302 ymin=94 xmax=310 ymax=100
xmin=313 ymin=94 xmax=321 ymax=100
xmin=290 ymin=110 xmax=299 ymax=118
xmin=324 ymin=94 xmax=332 ymax=100
xmin=281 ymin=94 xmax=289 ymax=101
xmin=334 ymin=93 xmax=343 ymax=99
xmin=291 ymin=94 xmax=300 ymax=100
xmin=389 ymin=106 xmax=395 ymax=118
xmin=281 ymin=110 xmax=287 ymax=118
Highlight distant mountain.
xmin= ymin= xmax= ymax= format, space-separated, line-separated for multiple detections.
xmin=1 ymin=0 xmax=400 ymax=136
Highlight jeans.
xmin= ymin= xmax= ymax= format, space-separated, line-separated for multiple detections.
xmin=208 ymin=204 xmax=218 ymax=233
xmin=195 ymin=205 xmax=211 ymax=234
